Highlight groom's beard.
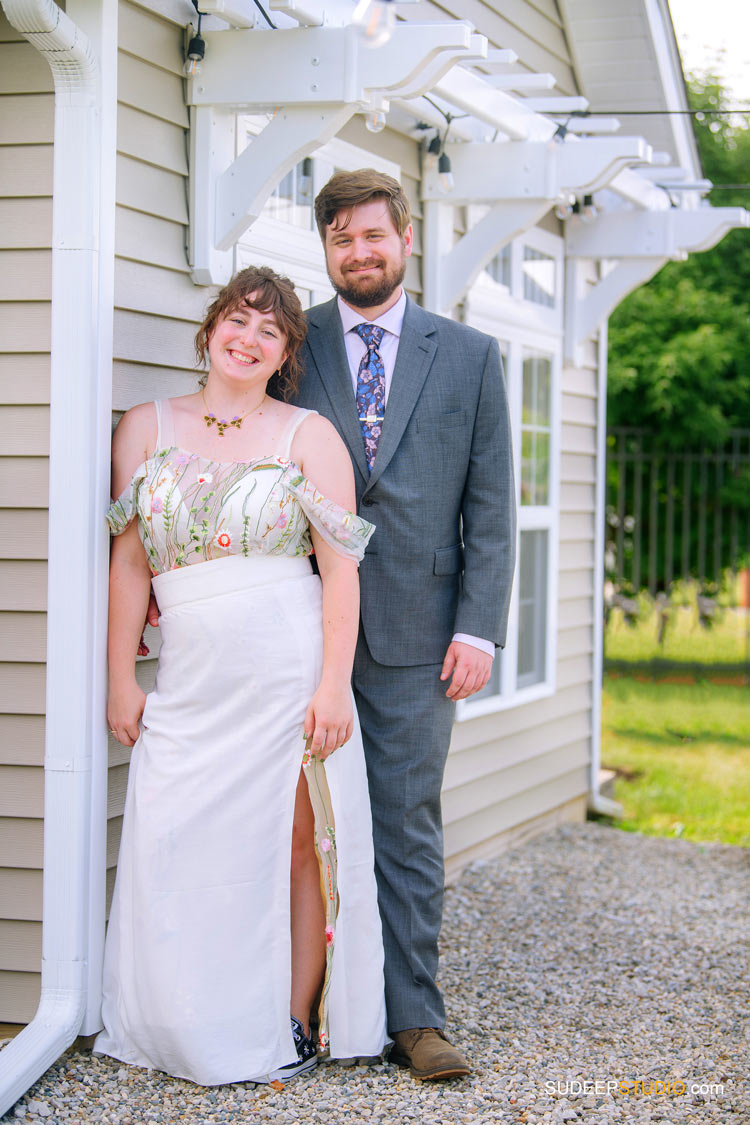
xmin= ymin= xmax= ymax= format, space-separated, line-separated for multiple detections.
xmin=328 ymin=254 xmax=407 ymax=309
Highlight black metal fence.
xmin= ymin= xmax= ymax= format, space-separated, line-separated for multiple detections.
xmin=606 ymin=429 xmax=750 ymax=594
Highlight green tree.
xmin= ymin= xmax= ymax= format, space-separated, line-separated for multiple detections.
xmin=607 ymin=73 xmax=750 ymax=450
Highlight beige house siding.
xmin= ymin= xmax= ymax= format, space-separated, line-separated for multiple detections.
xmin=0 ymin=10 xmax=53 ymax=1023
xmin=421 ymin=0 xmax=577 ymax=93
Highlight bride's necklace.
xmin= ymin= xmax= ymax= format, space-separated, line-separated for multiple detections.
xmin=202 ymin=388 xmax=266 ymax=437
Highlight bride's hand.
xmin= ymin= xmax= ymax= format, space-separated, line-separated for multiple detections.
xmin=304 ymin=681 xmax=354 ymax=759
xmin=108 ymin=679 xmax=147 ymax=746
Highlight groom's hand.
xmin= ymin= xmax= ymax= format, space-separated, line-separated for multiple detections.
xmin=440 ymin=641 xmax=492 ymax=701
xmin=136 ymin=592 xmax=161 ymax=656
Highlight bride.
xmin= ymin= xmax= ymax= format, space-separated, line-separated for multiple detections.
xmin=95 ymin=265 xmax=388 ymax=1085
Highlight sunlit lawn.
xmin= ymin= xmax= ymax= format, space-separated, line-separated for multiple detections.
xmin=605 ymin=602 xmax=749 ymax=666
xmin=601 ymin=678 xmax=750 ymax=846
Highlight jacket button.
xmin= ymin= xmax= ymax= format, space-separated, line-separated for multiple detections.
xmin=362 ymin=496 xmax=375 ymax=506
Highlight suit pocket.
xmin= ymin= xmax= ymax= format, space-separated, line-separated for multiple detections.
xmin=416 ymin=410 xmax=468 ymax=433
xmin=434 ymin=544 xmax=464 ymax=575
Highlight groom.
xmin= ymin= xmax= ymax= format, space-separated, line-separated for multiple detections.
xmin=290 ymin=169 xmax=516 ymax=1080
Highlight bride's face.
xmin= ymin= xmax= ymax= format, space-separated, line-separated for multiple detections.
xmin=208 ymin=298 xmax=288 ymax=387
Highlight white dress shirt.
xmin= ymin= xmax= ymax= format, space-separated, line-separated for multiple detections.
xmin=337 ymin=292 xmax=494 ymax=661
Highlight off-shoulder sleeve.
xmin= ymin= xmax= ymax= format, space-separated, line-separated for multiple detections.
xmin=106 ymin=464 xmax=146 ymax=536
xmin=285 ymin=468 xmax=375 ymax=563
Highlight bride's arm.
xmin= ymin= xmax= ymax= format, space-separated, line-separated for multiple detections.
xmin=294 ymin=415 xmax=360 ymax=759
xmin=107 ymin=405 xmax=157 ymax=746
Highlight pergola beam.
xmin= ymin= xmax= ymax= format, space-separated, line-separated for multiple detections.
xmin=566 ymin=207 xmax=750 ymax=259
xmin=422 ymin=136 xmax=652 ymax=203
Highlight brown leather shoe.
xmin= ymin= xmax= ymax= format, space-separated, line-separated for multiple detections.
xmin=389 ymin=1028 xmax=470 ymax=1080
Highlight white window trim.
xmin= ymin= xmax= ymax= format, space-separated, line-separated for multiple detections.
xmin=458 ymin=229 xmax=562 ymax=721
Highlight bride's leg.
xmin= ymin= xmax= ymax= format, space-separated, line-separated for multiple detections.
xmin=290 ymin=766 xmax=325 ymax=1035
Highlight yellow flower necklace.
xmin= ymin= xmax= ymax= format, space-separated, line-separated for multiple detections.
xmin=201 ymin=388 xmax=266 ymax=436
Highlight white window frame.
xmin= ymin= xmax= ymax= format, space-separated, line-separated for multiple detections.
xmin=458 ymin=226 xmax=562 ymax=720
xmin=236 ymin=127 xmax=400 ymax=303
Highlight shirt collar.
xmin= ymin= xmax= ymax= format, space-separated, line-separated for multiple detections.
xmin=338 ymin=289 xmax=407 ymax=339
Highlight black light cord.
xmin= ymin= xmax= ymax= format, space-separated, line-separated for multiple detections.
xmin=251 ymin=0 xmax=277 ymax=29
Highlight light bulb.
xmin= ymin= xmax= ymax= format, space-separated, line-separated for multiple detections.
xmin=581 ymin=193 xmax=597 ymax=222
xmin=554 ymin=196 xmax=573 ymax=221
xmin=438 ymin=152 xmax=454 ymax=193
xmin=352 ymin=0 xmax=395 ymax=48
xmin=365 ymin=109 xmax=387 ymax=133
xmin=183 ymin=34 xmax=205 ymax=79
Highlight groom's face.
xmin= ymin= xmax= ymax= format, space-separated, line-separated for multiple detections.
xmin=323 ymin=198 xmax=413 ymax=309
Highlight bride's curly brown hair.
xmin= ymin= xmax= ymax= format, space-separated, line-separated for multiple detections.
xmin=194 ymin=266 xmax=307 ymax=399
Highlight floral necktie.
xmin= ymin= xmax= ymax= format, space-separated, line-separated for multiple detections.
xmin=354 ymin=323 xmax=386 ymax=472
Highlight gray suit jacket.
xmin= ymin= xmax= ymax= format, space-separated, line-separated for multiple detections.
xmin=291 ymin=295 xmax=516 ymax=667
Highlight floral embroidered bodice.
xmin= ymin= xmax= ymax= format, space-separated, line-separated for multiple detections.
xmin=106 ymin=400 xmax=374 ymax=574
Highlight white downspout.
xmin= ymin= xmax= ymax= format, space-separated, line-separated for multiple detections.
xmin=588 ymin=320 xmax=622 ymax=818
xmin=0 ymin=0 xmax=116 ymax=1113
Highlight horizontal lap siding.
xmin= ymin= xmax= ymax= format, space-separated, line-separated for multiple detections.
xmin=0 ymin=11 xmax=52 ymax=1022
xmin=419 ymin=0 xmax=577 ymax=94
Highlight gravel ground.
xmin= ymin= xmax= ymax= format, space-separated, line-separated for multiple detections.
xmin=2 ymin=821 xmax=748 ymax=1124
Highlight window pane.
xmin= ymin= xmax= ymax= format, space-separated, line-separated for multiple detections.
xmin=517 ymin=529 xmax=548 ymax=688
xmin=262 ymin=161 xmax=314 ymax=230
xmin=483 ymin=243 xmax=511 ymax=289
xmin=521 ymin=353 xmax=552 ymax=506
xmin=522 ymin=246 xmax=556 ymax=307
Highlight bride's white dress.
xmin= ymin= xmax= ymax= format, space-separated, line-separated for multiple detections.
xmin=94 ymin=400 xmax=388 ymax=1086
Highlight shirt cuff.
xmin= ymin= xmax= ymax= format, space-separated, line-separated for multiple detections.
xmin=451 ymin=633 xmax=495 ymax=658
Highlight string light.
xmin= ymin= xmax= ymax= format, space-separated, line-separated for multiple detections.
xmin=365 ymin=108 xmax=387 ymax=133
xmin=352 ymin=0 xmax=395 ymax=48
xmin=183 ymin=31 xmax=205 ymax=79
xmin=438 ymin=151 xmax=454 ymax=193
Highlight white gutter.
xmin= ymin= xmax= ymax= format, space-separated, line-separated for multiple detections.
xmin=588 ymin=320 xmax=622 ymax=820
xmin=0 ymin=0 xmax=116 ymax=1114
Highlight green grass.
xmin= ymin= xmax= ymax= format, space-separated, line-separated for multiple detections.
xmin=601 ymin=677 xmax=750 ymax=846
xmin=605 ymin=602 xmax=750 ymax=666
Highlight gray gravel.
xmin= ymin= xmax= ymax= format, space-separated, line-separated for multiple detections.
xmin=2 ymin=822 xmax=748 ymax=1123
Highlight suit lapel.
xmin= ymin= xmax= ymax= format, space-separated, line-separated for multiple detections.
xmin=367 ymin=297 xmax=437 ymax=490
xmin=306 ymin=299 xmax=369 ymax=483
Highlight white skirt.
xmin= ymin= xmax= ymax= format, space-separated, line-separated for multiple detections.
xmin=94 ymin=554 xmax=388 ymax=1086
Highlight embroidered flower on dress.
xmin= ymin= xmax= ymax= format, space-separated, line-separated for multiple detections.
xmin=198 ymin=473 xmax=214 ymax=484
xmin=325 ymin=925 xmax=335 ymax=946
xmin=214 ymin=531 xmax=232 ymax=550
xmin=151 ymin=497 xmax=163 ymax=514
xmin=276 ymin=457 xmax=291 ymax=466
xmin=175 ymin=453 xmax=190 ymax=465
xmin=276 ymin=513 xmax=288 ymax=529
xmin=301 ymin=752 xmax=311 ymax=766
xmin=319 ymin=837 xmax=332 ymax=853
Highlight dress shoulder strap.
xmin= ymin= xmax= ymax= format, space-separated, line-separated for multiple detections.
xmin=154 ymin=398 xmax=177 ymax=452
xmin=278 ymin=407 xmax=317 ymax=460
xmin=153 ymin=399 xmax=163 ymax=451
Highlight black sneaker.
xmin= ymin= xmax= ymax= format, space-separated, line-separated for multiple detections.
xmin=268 ymin=1016 xmax=317 ymax=1082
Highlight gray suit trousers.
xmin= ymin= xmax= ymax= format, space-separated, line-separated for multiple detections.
xmin=353 ymin=632 xmax=456 ymax=1032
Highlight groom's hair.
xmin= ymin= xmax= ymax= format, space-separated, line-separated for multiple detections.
xmin=314 ymin=169 xmax=411 ymax=242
